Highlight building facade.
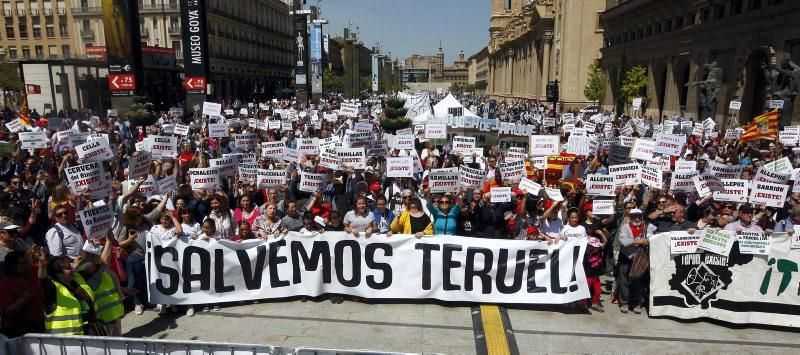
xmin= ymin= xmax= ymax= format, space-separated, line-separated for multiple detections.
xmin=487 ymin=0 xmax=606 ymax=108
xmin=0 ymin=0 xmax=293 ymax=100
xmin=468 ymin=46 xmax=489 ymax=93
xmin=402 ymin=44 xmax=468 ymax=87
xmin=600 ymin=0 xmax=800 ymax=124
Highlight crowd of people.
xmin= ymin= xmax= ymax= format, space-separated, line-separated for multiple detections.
xmin=0 ymin=91 xmax=795 ymax=338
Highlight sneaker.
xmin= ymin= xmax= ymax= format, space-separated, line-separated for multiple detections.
xmin=331 ymin=295 xmax=344 ymax=304
xmin=186 ymin=307 xmax=195 ymax=317
xmin=202 ymin=306 xmax=210 ymax=312
xmin=134 ymin=304 xmax=144 ymax=315
xmin=212 ymin=305 xmax=220 ymax=311
xmin=633 ymin=306 xmax=643 ymax=314
xmin=156 ymin=304 xmax=166 ymax=314
xmin=620 ymin=306 xmax=629 ymax=313
xmin=611 ymin=294 xmax=618 ymax=304
xmin=592 ymin=304 xmax=605 ymax=313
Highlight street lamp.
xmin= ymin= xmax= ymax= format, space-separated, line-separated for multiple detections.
xmin=546 ymin=79 xmax=559 ymax=116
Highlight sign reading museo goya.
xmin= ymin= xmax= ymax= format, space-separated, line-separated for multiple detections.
xmin=649 ymin=232 xmax=800 ymax=328
xmin=147 ymin=232 xmax=589 ymax=305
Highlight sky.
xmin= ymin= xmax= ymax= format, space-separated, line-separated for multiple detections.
xmin=317 ymin=0 xmax=490 ymax=64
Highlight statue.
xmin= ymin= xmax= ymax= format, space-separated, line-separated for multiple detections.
xmin=766 ymin=52 xmax=800 ymax=127
xmin=296 ymin=33 xmax=305 ymax=65
xmin=686 ymin=61 xmax=723 ymax=121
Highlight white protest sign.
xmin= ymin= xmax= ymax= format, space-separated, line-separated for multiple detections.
xmin=608 ymin=163 xmax=641 ymax=186
xmin=257 ymin=169 xmax=287 ymax=189
xmin=5 ymin=119 xmax=25 ymax=133
xmin=713 ymin=179 xmax=749 ymax=203
xmin=126 ymin=175 xmax=159 ymax=196
xmin=234 ymin=133 xmax=258 ymax=151
xmin=769 ymin=100 xmax=785 ymax=109
xmin=518 ymin=178 xmax=542 ymax=196
xmin=147 ymin=135 xmax=178 ymax=159
xmin=260 ymin=141 xmax=285 ymax=160
xmin=208 ymin=122 xmax=228 ymax=138
xmin=608 ymin=144 xmax=632 ymax=165
xmin=707 ymin=161 xmax=743 ymax=179
xmin=202 ymin=102 xmax=222 ymax=117
xmin=209 ymin=157 xmax=238 ymax=178
xmin=425 ymin=124 xmax=447 ymax=139
xmin=641 ymin=167 xmax=663 ymax=189
xmin=499 ymin=160 xmax=525 ymax=183
xmin=299 ymin=172 xmax=327 ymax=192
xmin=395 ymin=135 xmax=416 ymax=150
xmin=761 ymin=157 xmax=793 ymax=174
xmin=340 ymin=103 xmax=359 ymax=117
xmin=692 ymin=174 xmax=724 ymax=197
xmin=157 ymin=175 xmax=177 ymax=195
xmin=586 ymin=175 xmax=616 ymax=197
xmin=632 ymin=97 xmax=643 ymax=110
xmin=354 ymin=121 xmax=373 ymax=132
xmin=19 ymin=131 xmax=47 ymax=149
xmin=386 ymin=157 xmax=414 ymax=178
xmin=296 ymin=138 xmax=320 ymax=156
xmin=698 ymin=229 xmax=736 ymax=257
xmin=319 ymin=136 xmax=340 ymax=151
xmin=738 ymin=231 xmax=771 ymax=256
xmin=749 ymin=181 xmax=789 ymax=208
xmin=592 ymin=200 xmax=614 ymax=215
xmin=630 ymin=138 xmax=656 ymax=162
xmin=282 ymin=148 xmax=300 ymax=163
xmin=670 ymin=172 xmax=698 ymax=192
xmin=459 ymin=166 xmax=486 ymax=189
xmin=75 ymin=138 xmax=113 ymax=163
xmin=545 ymin=187 xmax=564 ymax=202
xmin=428 ymin=170 xmax=460 ymax=193
xmin=65 ymin=161 xmax=103 ymax=195
xmin=174 ymin=124 xmax=190 ymax=136
xmin=565 ymin=135 xmax=592 ymax=156
xmin=78 ymin=204 xmax=115 ymax=240
xmin=670 ymin=231 xmax=699 ymax=254
xmin=653 ymin=133 xmax=686 ymax=156
xmin=238 ymin=164 xmax=259 ymax=184
xmin=128 ymin=152 xmax=152 ymax=180
xmin=452 ymin=136 xmax=476 ymax=155
xmin=318 ymin=149 xmax=340 ymax=170
xmin=529 ymin=135 xmax=560 ymax=156
xmin=754 ymin=166 xmax=790 ymax=185
xmin=729 ymin=101 xmax=742 ymax=110
xmin=490 ymin=187 xmax=512 ymax=203
xmin=338 ymin=148 xmax=366 ymax=169
xmin=188 ymin=168 xmax=220 ymax=190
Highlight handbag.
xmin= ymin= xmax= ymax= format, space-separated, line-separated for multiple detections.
xmin=628 ymin=247 xmax=650 ymax=279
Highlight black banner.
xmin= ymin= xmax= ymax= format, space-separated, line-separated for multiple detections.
xmin=101 ymin=0 xmax=142 ymax=97
xmin=181 ymin=0 xmax=209 ymax=95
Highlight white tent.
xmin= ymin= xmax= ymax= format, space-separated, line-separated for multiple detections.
xmin=432 ymin=94 xmax=480 ymax=118
xmin=401 ymin=92 xmax=434 ymax=124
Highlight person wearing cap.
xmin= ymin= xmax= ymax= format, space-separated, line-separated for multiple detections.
xmin=76 ymin=237 xmax=126 ymax=335
xmin=724 ymin=204 xmax=764 ymax=233
xmin=774 ymin=205 xmax=800 ymax=233
xmin=616 ymin=208 xmax=648 ymax=314
xmin=0 ymin=222 xmax=26 ymax=271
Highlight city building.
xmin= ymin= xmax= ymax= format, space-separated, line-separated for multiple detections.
xmin=0 ymin=0 xmax=294 ymax=100
xmin=468 ymin=46 xmax=489 ymax=94
xmin=326 ymin=36 xmax=373 ymax=77
xmin=486 ymin=0 xmax=606 ymax=108
xmin=402 ymin=44 xmax=469 ymax=87
xmin=600 ymin=0 xmax=800 ymax=124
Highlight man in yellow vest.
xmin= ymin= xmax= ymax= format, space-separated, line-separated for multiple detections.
xmin=77 ymin=236 xmax=126 ymax=336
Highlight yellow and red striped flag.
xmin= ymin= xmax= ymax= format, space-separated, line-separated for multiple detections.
xmin=18 ymin=93 xmax=31 ymax=127
xmin=740 ymin=109 xmax=779 ymax=142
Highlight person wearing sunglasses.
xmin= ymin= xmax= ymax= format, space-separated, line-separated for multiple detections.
xmin=44 ymin=205 xmax=84 ymax=258
xmin=426 ymin=192 xmax=463 ymax=236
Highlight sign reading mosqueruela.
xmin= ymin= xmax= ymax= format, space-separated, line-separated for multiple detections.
xmin=147 ymin=232 xmax=589 ymax=305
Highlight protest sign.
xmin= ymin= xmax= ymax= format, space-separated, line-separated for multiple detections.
xmin=202 ymin=102 xmax=222 ymax=117
xmin=209 ymin=157 xmax=238 ymax=178
xmin=173 ymin=124 xmax=190 ymax=136
xmin=295 ymin=138 xmax=319 ymax=156
xmin=630 ymin=138 xmax=656 ymax=162
xmin=505 ymin=147 xmax=526 ymax=162
xmin=340 ymin=103 xmax=359 ymax=117
xmin=653 ymin=133 xmax=686 ymax=156
xmin=608 ymin=163 xmax=640 ymax=186
xmin=338 ymin=148 xmax=366 ymax=169
xmin=157 ymin=175 xmax=177 ymax=195
xmin=698 ymin=229 xmax=736 ymax=257
xmin=147 ymin=232 xmax=589 ymax=305
xmin=126 ymin=175 xmax=159 ymax=196
xmin=19 ymin=131 xmax=47 ymax=149
xmin=769 ymin=99 xmax=785 ymax=109
xmin=738 ymin=231 xmax=770 ymax=256
xmin=753 ymin=166 xmax=790 ymax=185
xmin=706 ymin=161 xmax=743 ymax=179
xmin=669 ymin=231 xmax=699 ymax=254
xmin=386 ymin=157 xmax=414 ymax=178
xmin=608 ymin=144 xmax=632 ymax=165
xmin=459 ymin=166 xmax=486 ymax=189
xmin=75 ymin=138 xmax=113 ymax=163
xmin=565 ymin=135 xmax=592 ymax=156
xmin=128 ymin=152 xmax=152 ymax=180
xmin=729 ymin=101 xmax=742 ymax=110
xmin=529 ymin=135 xmax=559 ymax=156
xmin=299 ymin=172 xmax=326 ymax=193
xmin=238 ymin=164 xmax=259 ymax=184
xmin=425 ymin=124 xmax=447 ymax=139
xmin=670 ymin=172 xmax=698 ymax=192
xmin=650 ymin=232 xmax=799 ymax=328
xmin=586 ymin=175 xmax=616 ymax=196
xmin=395 ymin=135 xmax=416 ymax=150
xmin=147 ymin=135 xmax=177 ymax=159
xmin=724 ymin=129 xmax=741 ymax=140
xmin=261 ymin=141 xmax=285 ymax=160
xmin=428 ymin=170 xmax=460 ymax=193
xmin=762 ymin=156 xmax=792 ymax=174
xmin=592 ymin=200 xmax=614 ymax=215
xmin=5 ymin=118 xmax=25 ymax=133
xmin=282 ymin=148 xmax=300 ymax=163
xmin=78 ymin=204 xmax=115 ymax=240
xmin=490 ymin=187 xmax=512 ymax=203
xmin=65 ymin=161 xmax=103 ymax=196
xmin=319 ymin=149 xmax=340 ymax=170
xmin=518 ymin=178 xmax=542 ymax=196
xmin=641 ymin=166 xmax=663 ymax=189
xmin=235 ymin=133 xmax=258 ymax=151
xmin=208 ymin=122 xmax=228 ymax=138
xmin=354 ymin=121 xmax=373 ymax=132
xmin=257 ymin=170 xmax=287 ymax=189
xmin=545 ymin=187 xmax=564 ymax=202
xmin=713 ymin=179 xmax=749 ymax=203
xmin=346 ymin=131 xmax=372 ymax=149
xmin=47 ymin=117 xmax=64 ymax=131
xmin=188 ymin=168 xmax=220 ymax=190
xmin=692 ymin=174 xmax=723 ymax=197
xmin=452 ymin=136 xmax=476 ymax=155
xmin=749 ymin=181 xmax=789 ymax=208
xmin=319 ymin=136 xmax=340 ymax=151
xmin=499 ymin=160 xmax=524 ymax=183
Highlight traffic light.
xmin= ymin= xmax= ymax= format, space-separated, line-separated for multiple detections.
xmin=546 ymin=80 xmax=559 ymax=103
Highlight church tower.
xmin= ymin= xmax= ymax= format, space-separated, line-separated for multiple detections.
xmin=432 ymin=40 xmax=445 ymax=81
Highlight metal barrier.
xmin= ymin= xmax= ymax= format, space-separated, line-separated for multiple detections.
xmin=1 ymin=334 xmax=413 ymax=355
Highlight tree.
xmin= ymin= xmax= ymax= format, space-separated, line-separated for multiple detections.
xmin=584 ymin=58 xmax=606 ymax=107
xmin=0 ymin=50 xmax=22 ymax=106
xmin=323 ymin=70 xmax=344 ymax=93
xmin=620 ymin=65 xmax=648 ymax=113
xmin=360 ymin=76 xmax=372 ymax=93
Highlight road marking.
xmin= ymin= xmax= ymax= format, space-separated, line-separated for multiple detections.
xmin=473 ymin=306 xmax=518 ymax=355
xmin=512 ymin=328 xmax=800 ymax=348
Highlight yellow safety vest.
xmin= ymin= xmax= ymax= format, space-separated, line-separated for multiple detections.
xmin=91 ymin=271 xmax=124 ymax=323
xmin=44 ymin=274 xmax=94 ymax=335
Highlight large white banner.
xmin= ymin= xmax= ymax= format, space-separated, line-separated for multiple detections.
xmin=147 ymin=232 xmax=588 ymax=305
xmin=649 ymin=232 xmax=800 ymax=328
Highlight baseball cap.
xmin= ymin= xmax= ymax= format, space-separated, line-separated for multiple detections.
xmin=369 ymin=182 xmax=381 ymax=192
xmin=630 ymin=208 xmax=643 ymax=216
xmin=739 ymin=204 xmax=754 ymax=214
xmin=401 ymin=189 xmax=413 ymax=197
xmin=0 ymin=222 xmax=20 ymax=230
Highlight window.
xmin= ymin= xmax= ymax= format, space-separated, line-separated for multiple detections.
xmin=7 ymin=47 xmax=16 ymax=59
xmin=665 ymin=19 xmax=672 ymax=31
xmin=152 ymin=17 xmax=158 ymax=29
xmin=655 ymin=23 xmax=662 ymax=33
xmin=59 ymin=22 xmax=67 ymax=37
xmin=504 ymin=0 xmax=511 ymax=10
xmin=732 ymin=0 xmax=743 ymax=14
xmin=18 ymin=23 xmax=27 ymax=38
xmin=749 ymin=0 xmax=762 ymax=10
xmin=700 ymin=8 xmax=710 ymax=22
xmin=35 ymin=45 xmax=43 ymax=59
xmin=32 ymin=25 xmax=41 ymax=39
xmin=46 ymin=25 xmax=54 ymax=37
xmin=61 ymin=45 xmax=70 ymax=58
xmin=82 ymin=19 xmax=89 ymax=31
xmin=715 ymin=4 xmax=726 ymax=19
xmin=676 ymin=15 xmax=684 ymax=28
xmin=48 ymin=45 xmax=57 ymax=58
xmin=21 ymin=45 xmax=29 ymax=58
xmin=5 ymin=25 xmax=13 ymax=38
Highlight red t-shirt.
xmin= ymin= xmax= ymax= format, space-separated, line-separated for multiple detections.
xmin=0 ymin=271 xmax=44 ymax=332
xmin=629 ymin=223 xmax=644 ymax=238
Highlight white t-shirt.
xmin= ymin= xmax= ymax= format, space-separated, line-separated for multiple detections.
xmin=538 ymin=217 xmax=564 ymax=240
xmin=149 ymin=224 xmax=176 ymax=241
xmin=560 ymin=224 xmax=587 ymax=239
xmin=182 ymin=222 xmax=202 ymax=239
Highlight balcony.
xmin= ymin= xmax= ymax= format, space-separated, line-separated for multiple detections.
xmin=43 ymin=8 xmax=52 ymax=15
xmin=80 ymin=29 xmax=94 ymax=39
xmin=72 ymin=7 xmax=101 ymax=16
xmin=2 ymin=10 xmax=11 ymax=17
xmin=29 ymin=9 xmax=39 ymax=16
xmin=56 ymin=8 xmax=66 ymax=15
xmin=168 ymin=26 xmax=180 ymax=36
xmin=15 ymin=9 xmax=26 ymax=16
xmin=140 ymin=27 xmax=149 ymax=37
xmin=139 ymin=3 xmax=179 ymax=13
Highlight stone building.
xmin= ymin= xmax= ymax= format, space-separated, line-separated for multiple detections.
xmin=469 ymin=46 xmax=489 ymax=94
xmin=487 ymin=0 xmax=606 ymax=108
xmin=600 ymin=0 xmax=800 ymax=124
xmin=402 ymin=44 xmax=468 ymax=87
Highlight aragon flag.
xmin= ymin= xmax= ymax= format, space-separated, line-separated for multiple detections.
xmin=740 ymin=109 xmax=779 ymax=142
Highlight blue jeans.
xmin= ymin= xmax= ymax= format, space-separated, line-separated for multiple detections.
xmin=126 ymin=252 xmax=147 ymax=306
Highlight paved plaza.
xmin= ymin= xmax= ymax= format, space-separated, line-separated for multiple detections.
xmin=122 ymin=295 xmax=800 ymax=354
